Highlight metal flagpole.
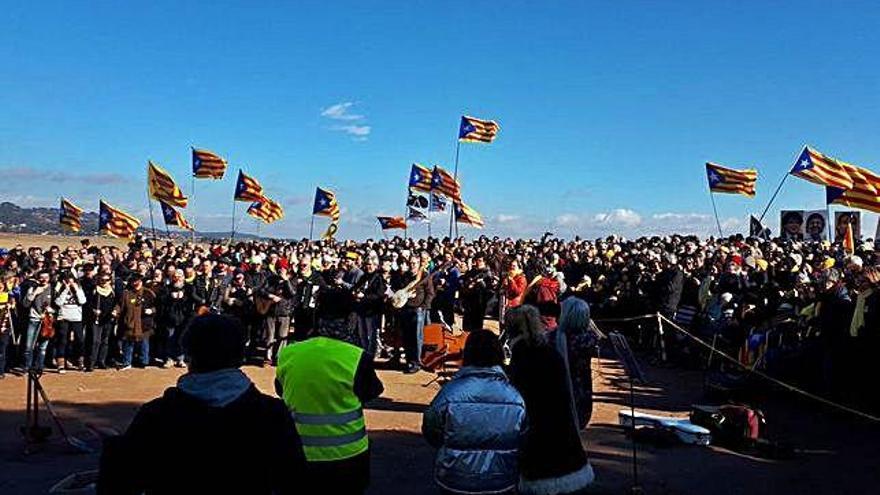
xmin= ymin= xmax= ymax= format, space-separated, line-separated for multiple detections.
xmin=826 ymin=202 xmax=833 ymax=241
xmin=190 ymin=172 xmax=196 ymax=244
xmin=709 ymin=190 xmax=723 ymax=237
xmin=758 ymin=172 xmax=790 ymax=223
xmin=448 ymin=140 xmax=461 ymax=238
xmin=309 ymin=214 xmax=315 ymax=241
xmin=230 ymin=200 xmax=237 ymax=242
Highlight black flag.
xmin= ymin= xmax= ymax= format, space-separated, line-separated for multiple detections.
xmin=750 ymin=215 xmax=770 ymax=239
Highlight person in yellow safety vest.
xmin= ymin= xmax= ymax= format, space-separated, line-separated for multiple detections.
xmin=276 ymin=287 xmax=384 ymax=495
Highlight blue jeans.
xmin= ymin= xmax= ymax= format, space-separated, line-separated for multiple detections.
xmin=357 ymin=314 xmax=381 ymax=356
xmin=23 ymin=319 xmax=49 ymax=371
xmin=401 ymin=307 xmax=427 ymax=365
xmin=121 ymin=339 xmax=150 ymax=367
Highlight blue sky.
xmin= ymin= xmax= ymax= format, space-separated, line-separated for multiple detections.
xmin=2 ymin=1 xmax=879 ymax=239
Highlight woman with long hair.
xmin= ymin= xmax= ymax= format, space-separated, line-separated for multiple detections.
xmin=504 ymin=305 xmax=594 ymax=495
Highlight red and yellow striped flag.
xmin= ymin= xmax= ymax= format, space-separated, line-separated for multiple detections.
xmin=790 ymin=146 xmax=854 ymax=190
xmin=454 ymin=200 xmax=484 ymax=228
xmin=706 ymin=162 xmax=757 ymax=197
xmin=247 ymin=197 xmax=284 ymax=224
xmin=192 ymin=148 xmax=228 ymax=179
xmin=99 ymin=200 xmax=141 ymax=238
xmin=148 ymin=161 xmax=188 ymax=208
xmin=160 ymin=201 xmax=194 ymax=231
xmin=59 ymin=198 xmax=83 ymax=232
xmin=459 ymin=115 xmax=500 ymax=143
xmin=234 ymin=169 xmax=266 ymax=202
xmin=826 ymin=163 xmax=880 ymax=214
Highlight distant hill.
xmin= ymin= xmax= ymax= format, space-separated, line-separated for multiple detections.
xmin=0 ymin=202 xmax=266 ymax=240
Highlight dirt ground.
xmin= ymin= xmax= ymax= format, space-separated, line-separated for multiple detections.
xmin=0 ymin=233 xmax=131 ymax=250
xmin=1 ymin=348 xmax=878 ymax=495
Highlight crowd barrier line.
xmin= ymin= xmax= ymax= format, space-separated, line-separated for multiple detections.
xmin=592 ymin=313 xmax=880 ymax=424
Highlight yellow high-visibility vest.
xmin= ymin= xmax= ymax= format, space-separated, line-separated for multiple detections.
xmin=276 ymin=336 xmax=367 ymax=462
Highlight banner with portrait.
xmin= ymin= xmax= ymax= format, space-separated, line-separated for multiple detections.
xmin=780 ymin=210 xmax=804 ymax=241
xmin=834 ymin=211 xmax=861 ymax=242
xmin=803 ymin=210 xmax=828 ymax=242
xmin=406 ymin=191 xmax=429 ymax=223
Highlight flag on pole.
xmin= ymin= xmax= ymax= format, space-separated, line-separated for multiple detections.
xmin=825 ymin=164 xmax=880 ymax=214
xmin=790 ymin=146 xmax=855 ymax=190
xmin=192 ymin=148 xmax=228 ymax=179
xmin=99 ymin=200 xmax=141 ymax=238
xmin=407 ymin=207 xmax=428 ymax=223
xmin=160 ymin=201 xmax=194 ymax=231
xmin=313 ymin=187 xmax=340 ymax=220
xmin=234 ymin=169 xmax=266 ymax=202
xmin=431 ymin=166 xmax=461 ymax=201
xmin=749 ymin=215 xmax=770 ymax=239
xmin=247 ymin=197 xmax=285 ymax=224
xmin=59 ymin=198 xmax=83 ymax=232
xmin=148 ymin=161 xmax=188 ymax=208
xmin=458 ymin=115 xmax=500 ymax=143
xmin=454 ymin=201 xmax=484 ymax=228
xmin=377 ymin=216 xmax=407 ymax=230
xmin=408 ymin=163 xmax=433 ymax=192
xmin=706 ymin=163 xmax=758 ymax=197
xmin=429 ymin=192 xmax=448 ymax=212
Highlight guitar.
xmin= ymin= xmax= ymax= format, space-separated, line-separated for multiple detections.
xmin=390 ymin=259 xmax=455 ymax=309
xmin=254 ymin=296 xmax=276 ymax=316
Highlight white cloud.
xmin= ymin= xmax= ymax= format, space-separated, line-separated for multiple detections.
xmin=497 ymin=214 xmax=521 ymax=223
xmin=593 ymin=208 xmax=642 ymax=227
xmin=321 ymin=102 xmax=370 ymax=141
xmin=332 ymin=124 xmax=371 ymax=137
xmin=320 ymin=102 xmax=363 ymax=121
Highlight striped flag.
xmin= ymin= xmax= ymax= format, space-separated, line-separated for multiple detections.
xmin=844 ymin=221 xmax=855 ymax=254
xmin=826 ymin=164 xmax=880 ymax=213
xmin=160 ymin=201 xmax=194 ymax=231
xmin=431 ymin=166 xmax=461 ymax=201
xmin=458 ymin=115 xmax=500 ymax=143
xmin=454 ymin=201 xmax=484 ymax=228
xmin=790 ymin=146 xmax=855 ymax=190
xmin=59 ymin=198 xmax=83 ymax=232
xmin=192 ymin=148 xmax=228 ymax=179
xmin=377 ymin=216 xmax=407 ymax=230
xmin=408 ymin=163 xmax=433 ymax=192
xmin=99 ymin=200 xmax=140 ymax=238
xmin=313 ymin=187 xmax=340 ymax=221
xmin=234 ymin=169 xmax=266 ymax=202
xmin=247 ymin=197 xmax=285 ymax=224
xmin=706 ymin=162 xmax=758 ymax=197
xmin=148 ymin=161 xmax=188 ymax=208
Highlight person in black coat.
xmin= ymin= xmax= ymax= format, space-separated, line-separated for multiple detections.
xmin=97 ymin=314 xmax=307 ymax=495
xmin=353 ymin=256 xmax=388 ymax=355
xmin=504 ymin=305 xmax=594 ymax=495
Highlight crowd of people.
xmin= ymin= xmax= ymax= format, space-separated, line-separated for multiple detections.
xmin=0 ymin=232 xmax=877 ymax=403
xmin=2 ymin=231 xmax=878 ymax=494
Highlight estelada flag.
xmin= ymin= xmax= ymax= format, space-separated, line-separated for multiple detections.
xmin=454 ymin=200 xmax=484 ymax=228
xmin=234 ymin=169 xmax=266 ymax=202
xmin=99 ymin=200 xmax=141 ymax=238
xmin=59 ymin=198 xmax=83 ymax=232
xmin=377 ymin=216 xmax=407 ymax=230
xmin=313 ymin=187 xmax=340 ymax=221
xmin=431 ymin=166 xmax=461 ymax=202
xmin=408 ymin=163 xmax=433 ymax=192
xmin=459 ymin=115 xmax=500 ymax=143
xmin=148 ymin=161 xmax=188 ymax=208
xmin=248 ymin=197 xmax=284 ymax=224
xmin=160 ymin=201 xmax=194 ymax=231
xmin=844 ymin=221 xmax=855 ymax=254
xmin=825 ymin=163 xmax=880 ymax=214
xmin=192 ymin=148 xmax=228 ymax=179
xmin=706 ymin=162 xmax=757 ymax=197
xmin=790 ymin=146 xmax=854 ymax=190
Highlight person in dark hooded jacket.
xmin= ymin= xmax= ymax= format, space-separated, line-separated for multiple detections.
xmin=97 ymin=314 xmax=306 ymax=495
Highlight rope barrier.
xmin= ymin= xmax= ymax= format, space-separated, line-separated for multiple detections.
xmin=594 ymin=313 xmax=880 ymax=424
